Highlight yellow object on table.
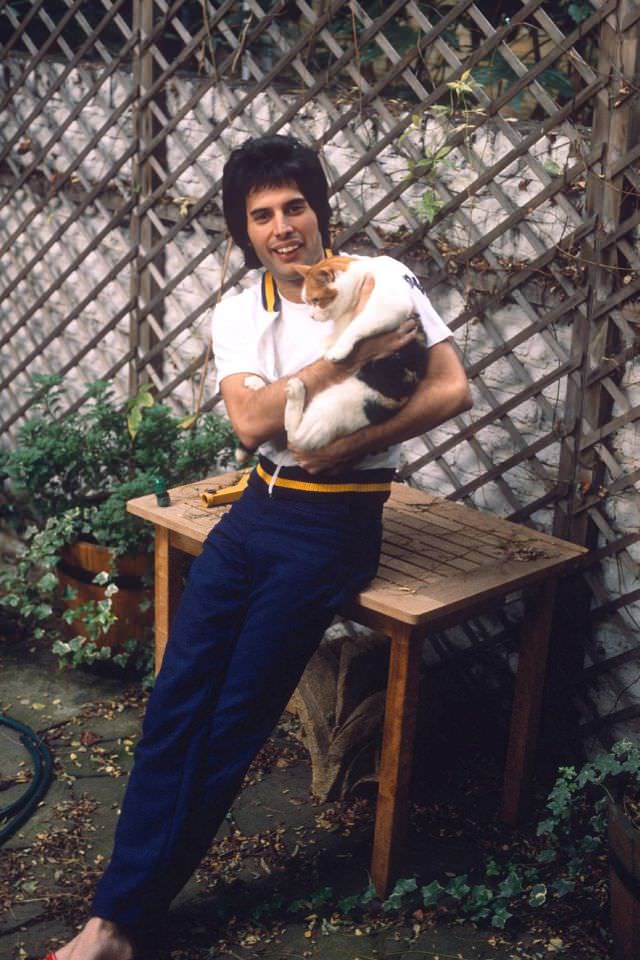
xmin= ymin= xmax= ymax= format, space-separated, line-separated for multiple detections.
xmin=200 ymin=470 xmax=249 ymax=507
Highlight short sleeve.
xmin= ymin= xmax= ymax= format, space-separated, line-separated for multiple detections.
xmin=406 ymin=274 xmax=452 ymax=347
xmin=379 ymin=256 xmax=452 ymax=347
xmin=211 ymin=289 xmax=262 ymax=387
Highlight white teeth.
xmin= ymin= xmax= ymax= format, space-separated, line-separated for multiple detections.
xmin=275 ymin=244 xmax=299 ymax=254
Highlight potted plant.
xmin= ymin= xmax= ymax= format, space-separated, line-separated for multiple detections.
xmin=0 ymin=375 xmax=236 ymax=674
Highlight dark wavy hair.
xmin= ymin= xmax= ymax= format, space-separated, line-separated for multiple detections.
xmin=222 ymin=135 xmax=331 ymax=269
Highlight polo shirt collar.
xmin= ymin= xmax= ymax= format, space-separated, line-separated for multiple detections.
xmin=261 ymin=271 xmax=281 ymax=313
xmin=260 ymin=249 xmax=332 ymax=316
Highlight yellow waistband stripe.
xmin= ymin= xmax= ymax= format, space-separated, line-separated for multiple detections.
xmin=256 ymin=462 xmax=392 ymax=494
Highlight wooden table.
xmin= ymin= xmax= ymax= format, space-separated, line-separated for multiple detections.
xmin=127 ymin=474 xmax=587 ymax=897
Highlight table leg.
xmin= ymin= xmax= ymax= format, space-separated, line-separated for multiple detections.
xmin=371 ymin=622 xmax=422 ymax=899
xmin=154 ymin=527 xmax=185 ymax=674
xmin=501 ymin=577 xmax=557 ymax=824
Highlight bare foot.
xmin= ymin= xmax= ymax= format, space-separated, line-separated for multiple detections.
xmin=51 ymin=917 xmax=134 ymax=960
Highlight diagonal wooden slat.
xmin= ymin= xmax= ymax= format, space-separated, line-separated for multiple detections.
xmin=2 ymin=0 xmax=640 ymax=745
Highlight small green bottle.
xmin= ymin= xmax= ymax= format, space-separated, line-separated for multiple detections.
xmin=153 ymin=475 xmax=170 ymax=507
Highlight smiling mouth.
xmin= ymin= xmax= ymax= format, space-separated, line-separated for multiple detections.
xmin=273 ymin=242 xmax=302 ymax=256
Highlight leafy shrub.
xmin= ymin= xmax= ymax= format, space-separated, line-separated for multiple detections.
xmin=2 ymin=375 xmax=236 ymax=553
xmin=0 ymin=375 xmax=237 ymax=673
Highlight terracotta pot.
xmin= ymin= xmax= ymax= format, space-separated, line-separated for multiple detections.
xmin=57 ymin=541 xmax=153 ymax=651
xmin=608 ymin=797 xmax=640 ymax=960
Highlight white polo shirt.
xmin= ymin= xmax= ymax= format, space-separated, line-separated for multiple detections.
xmin=212 ymin=256 xmax=452 ymax=469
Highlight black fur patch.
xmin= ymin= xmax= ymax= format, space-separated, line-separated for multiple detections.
xmin=363 ymin=398 xmax=402 ymax=424
xmin=356 ymin=328 xmax=427 ymax=402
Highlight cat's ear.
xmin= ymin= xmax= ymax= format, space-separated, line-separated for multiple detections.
xmin=315 ymin=267 xmax=336 ymax=284
xmin=292 ymin=264 xmax=311 ymax=276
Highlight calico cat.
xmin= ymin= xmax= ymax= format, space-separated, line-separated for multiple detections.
xmin=235 ymin=254 xmax=428 ymax=460
xmin=283 ymin=254 xmax=427 ymax=452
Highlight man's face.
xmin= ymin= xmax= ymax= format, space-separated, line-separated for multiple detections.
xmin=245 ymin=184 xmax=325 ymax=302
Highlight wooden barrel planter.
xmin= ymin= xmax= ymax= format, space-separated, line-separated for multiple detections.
xmin=608 ymin=797 xmax=640 ymax=960
xmin=57 ymin=541 xmax=153 ymax=651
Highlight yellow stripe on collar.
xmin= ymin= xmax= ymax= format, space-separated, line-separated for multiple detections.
xmin=256 ymin=462 xmax=391 ymax=495
xmin=262 ymin=271 xmax=279 ymax=312
xmin=262 ymin=250 xmax=333 ymax=312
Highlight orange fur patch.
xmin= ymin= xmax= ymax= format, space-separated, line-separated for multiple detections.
xmin=301 ymin=255 xmax=358 ymax=308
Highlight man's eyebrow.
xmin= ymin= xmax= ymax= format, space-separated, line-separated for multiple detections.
xmin=248 ymin=205 xmax=272 ymax=218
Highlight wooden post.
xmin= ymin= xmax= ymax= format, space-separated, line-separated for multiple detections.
xmin=130 ymin=0 xmax=167 ymax=397
xmin=154 ymin=527 xmax=186 ymax=672
xmin=371 ymin=622 xmax=422 ymax=898
xmin=501 ymin=578 xmax=557 ymax=824
xmin=556 ymin=0 xmax=640 ymax=547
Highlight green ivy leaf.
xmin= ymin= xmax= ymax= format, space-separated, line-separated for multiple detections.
xmin=528 ymin=883 xmax=547 ymax=908
xmin=421 ymin=880 xmax=445 ymax=907
xmin=536 ymin=818 xmax=557 ymax=837
xmin=568 ymin=1 xmax=592 ymax=22
xmin=552 ymin=877 xmax=576 ymax=897
xmin=92 ymin=570 xmax=112 ymax=585
xmin=498 ymin=871 xmax=523 ymax=898
xmin=37 ymin=572 xmax=59 ymax=592
xmin=446 ymin=875 xmax=471 ymax=899
xmin=490 ymin=902 xmax=513 ymax=929
xmin=359 ymin=883 xmax=378 ymax=905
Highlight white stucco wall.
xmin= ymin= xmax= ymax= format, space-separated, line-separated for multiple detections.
xmin=2 ymin=53 xmax=639 ymax=740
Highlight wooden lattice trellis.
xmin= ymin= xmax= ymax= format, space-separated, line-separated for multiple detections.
xmin=1 ymin=0 xmax=640 ymax=744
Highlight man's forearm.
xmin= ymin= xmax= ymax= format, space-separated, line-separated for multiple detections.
xmin=221 ymin=356 xmax=357 ymax=452
xmin=220 ymin=322 xmax=418 ymax=452
xmin=349 ymin=373 xmax=470 ymax=457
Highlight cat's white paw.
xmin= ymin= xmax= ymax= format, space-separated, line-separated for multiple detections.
xmin=284 ymin=377 xmax=306 ymax=439
xmin=243 ymin=374 xmax=266 ymax=391
xmin=325 ymin=342 xmax=352 ymax=363
xmin=285 ymin=377 xmax=305 ymax=403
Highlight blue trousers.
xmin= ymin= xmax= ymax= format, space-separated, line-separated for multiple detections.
xmin=91 ymin=481 xmax=383 ymax=933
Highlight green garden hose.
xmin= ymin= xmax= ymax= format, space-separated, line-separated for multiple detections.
xmin=0 ymin=715 xmax=53 ymax=844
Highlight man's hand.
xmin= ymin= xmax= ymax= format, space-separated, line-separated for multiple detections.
xmin=290 ymin=434 xmax=365 ymax=475
xmin=339 ymin=317 xmax=418 ymax=372
xmin=330 ymin=274 xmax=419 ymax=369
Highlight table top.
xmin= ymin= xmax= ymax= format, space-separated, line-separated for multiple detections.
xmin=128 ymin=472 xmax=587 ymax=626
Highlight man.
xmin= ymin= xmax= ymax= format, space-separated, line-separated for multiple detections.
xmin=44 ymin=135 xmax=471 ymax=960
